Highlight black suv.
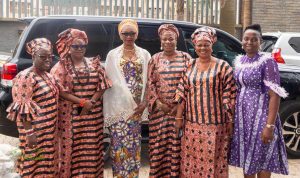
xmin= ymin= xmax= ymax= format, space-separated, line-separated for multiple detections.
xmin=2 ymin=16 xmax=300 ymax=158
xmin=0 ymin=15 xmax=243 ymax=137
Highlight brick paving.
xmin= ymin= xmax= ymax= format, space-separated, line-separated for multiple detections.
xmin=1 ymin=134 xmax=299 ymax=178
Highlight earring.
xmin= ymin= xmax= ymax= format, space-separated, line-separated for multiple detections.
xmin=175 ymin=46 xmax=177 ymax=50
xmin=160 ymin=46 xmax=163 ymax=50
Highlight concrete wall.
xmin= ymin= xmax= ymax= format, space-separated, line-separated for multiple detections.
xmin=252 ymin=0 xmax=300 ymax=32
xmin=220 ymin=0 xmax=236 ymax=36
xmin=0 ymin=20 xmax=26 ymax=53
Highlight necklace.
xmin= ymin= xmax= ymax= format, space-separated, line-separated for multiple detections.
xmin=70 ymin=57 xmax=90 ymax=85
xmin=123 ymin=47 xmax=135 ymax=52
xmin=122 ymin=48 xmax=137 ymax=62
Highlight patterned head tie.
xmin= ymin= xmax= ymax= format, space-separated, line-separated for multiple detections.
xmin=191 ymin=26 xmax=217 ymax=45
xmin=56 ymin=28 xmax=88 ymax=58
xmin=26 ymin=38 xmax=52 ymax=56
xmin=158 ymin=24 xmax=179 ymax=39
xmin=118 ymin=19 xmax=139 ymax=33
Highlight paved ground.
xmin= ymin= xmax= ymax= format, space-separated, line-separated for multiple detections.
xmin=1 ymin=134 xmax=299 ymax=178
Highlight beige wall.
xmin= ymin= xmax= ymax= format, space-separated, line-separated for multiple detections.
xmin=220 ymin=0 xmax=236 ymax=35
xmin=0 ymin=20 xmax=26 ymax=53
xmin=252 ymin=0 xmax=300 ymax=32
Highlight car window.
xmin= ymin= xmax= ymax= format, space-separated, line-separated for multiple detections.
xmin=261 ymin=36 xmax=278 ymax=52
xmin=20 ymin=20 xmax=113 ymax=61
xmin=181 ymin=28 xmax=197 ymax=58
xmin=181 ymin=28 xmax=243 ymax=66
xmin=213 ymin=35 xmax=243 ymax=66
xmin=288 ymin=37 xmax=300 ymax=53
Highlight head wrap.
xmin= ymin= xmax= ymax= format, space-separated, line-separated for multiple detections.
xmin=244 ymin=24 xmax=262 ymax=37
xmin=118 ymin=19 xmax=139 ymax=34
xmin=191 ymin=26 xmax=217 ymax=45
xmin=158 ymin=24 xmax=179 ymax=39
xmin=26 ymin=38 xmax=52 ymax=56
xmin=56 ymin=28 xmax=88 ymax=59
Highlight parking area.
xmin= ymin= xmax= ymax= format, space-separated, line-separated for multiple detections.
xmin=1 ymin=134 xmax=299 ymax=178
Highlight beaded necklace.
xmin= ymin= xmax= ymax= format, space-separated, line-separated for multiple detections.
xmin=70 ymin=57 xmax=90 ymax=85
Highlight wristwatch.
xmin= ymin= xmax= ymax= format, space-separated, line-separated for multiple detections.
xmin=266 ymin=124 xmax=275 ymax=129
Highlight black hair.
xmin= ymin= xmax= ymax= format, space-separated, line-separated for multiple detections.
xmin=244 ymin=24 xmax=262 ymax=36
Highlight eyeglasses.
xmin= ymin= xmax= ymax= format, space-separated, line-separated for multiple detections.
xmin=121 ymin=32 xmax=136 ymax=37
xmin=161 ymin=37 xmax=176 ymax=42
xmin=70 ymin=44 xmax=87 ymax=50
xmin=36 ymin=54 xmax=55 ymax=61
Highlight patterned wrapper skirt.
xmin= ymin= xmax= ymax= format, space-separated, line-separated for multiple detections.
xmin=180 ymin=121 xmax=230 ymax=178
xmin=109 ymin=119 xmax=141 ymax=178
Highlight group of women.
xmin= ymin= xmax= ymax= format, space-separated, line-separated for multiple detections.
xmin=8 ymin=18 xmax=289 ymax=178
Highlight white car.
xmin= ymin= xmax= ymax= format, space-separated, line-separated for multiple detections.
xmin=261 ymin=32 xmax=300 ymax=66
xmin=0 ymin=53 xmax=11 ymax=66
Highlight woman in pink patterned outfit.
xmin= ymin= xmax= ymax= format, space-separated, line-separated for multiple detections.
xmin=51 ymin=28 xmax=111 ymax=178
xmin=7 ymin=38 xmax=59 ymax=177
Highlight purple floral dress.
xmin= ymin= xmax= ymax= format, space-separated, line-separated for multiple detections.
xmin=229 ymin=53 xmax=289 ymax=175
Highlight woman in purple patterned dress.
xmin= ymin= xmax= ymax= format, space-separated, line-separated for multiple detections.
xmin=229 ymin=24 xmax=289 ymax=178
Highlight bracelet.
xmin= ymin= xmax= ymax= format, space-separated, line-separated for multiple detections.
xmin=175 ymin=117 xmax=183 ymax=120
xmin=25 ymin=129 xmax=34 ymax=135
xmin=79 ymin=99 xmax=87 ymax=107
xmin=266 ymin=124 xmax=275 ymax=129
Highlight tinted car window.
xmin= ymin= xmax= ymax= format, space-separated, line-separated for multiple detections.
xmin=181 ymin=28 xmax=197 ymax=58
xmin=20 ymin=20 xmax=113 ymax=61
xmin=213 ymin=34 xmax=242 ymax=66
xmin=261 ymin=36 xmax=278 ymax=52
xmin=288 ymin=37 xmax=300 ymax=53
xmin=181 ymin=28 xmax=243 ymax=65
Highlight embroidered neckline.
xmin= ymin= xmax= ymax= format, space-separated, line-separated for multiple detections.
xmin=234 ymin=53 xmax=272 ymax=70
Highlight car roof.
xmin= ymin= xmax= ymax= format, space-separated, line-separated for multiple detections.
xmin=21 ymin=15 xmax=201 ymax=27
xmin=20 ymin=15 xmax=240 ymax=42
xmin=263 ymin=32 xmax=300 ymax=37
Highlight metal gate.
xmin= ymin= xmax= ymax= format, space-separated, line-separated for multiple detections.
xmin=0 ymin=0 xmax=221 ymax=25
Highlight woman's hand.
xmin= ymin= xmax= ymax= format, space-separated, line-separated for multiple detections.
xmin=175 ymin=119 xmax=183 ymax=130
xmin=261 ymin=127 xmax=274 ymax=144
xmin=80 ymin=100 xmax=93 ymax=116
xmin=134 ymin=102 xmax=147 ymax=115
xmin=129 ymin=102 xmax=147 ymax=121
xmin=156 ymin=100 xmax=171 ymax=114
xmin=167 ymin=107 xmax=177 ymax=116
xmin=26 ymin=134 xmax=37 ymax=148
